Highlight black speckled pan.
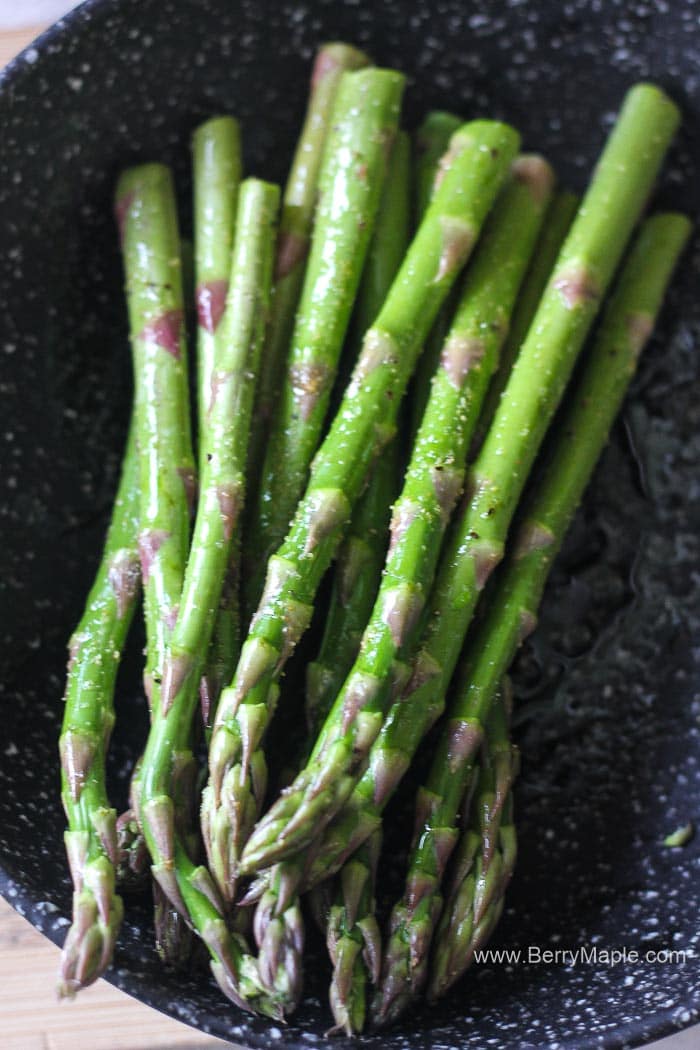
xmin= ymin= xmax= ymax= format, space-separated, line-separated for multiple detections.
xmin=1 ymin=1 xmax=699 ymax=1047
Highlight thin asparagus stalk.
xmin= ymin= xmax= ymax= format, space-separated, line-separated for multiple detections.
xmin=114 ymin=164 xmax=197 ymax=964
xmin=471 ymin=188 xmax=579 ymax=450
xmin=121 ymin=174 xmax=282 ymax=1015
xmin=244 ymin=67 xmax=405 ymax=613
xmin=192 ymin=115 xmax=242 ymax=474
xmin=192 ymin=116 xmax=244 ymax=729
xmin=327 ymin=829 xmax=383 ymax=1035
xmin=245 ymin=42 xmax=371 ymax=522
xmin=243 ymin=148 xmax=547 ymax=877
xmin=376 ymin=209 xmax=691 ymax=1023
xmin=428 ymin=682 xmax=519 ymax=1000
xmin=408 ymin=110 xmax=462 ymax=438
xmin=206 ymin=120 xmax=519 ymax=902
xmin=252 ymin=134 xmax=411 ymax=1013
xmin=58 ymin=420 xmax=140 ymax=995
xmin=292 ymin=82 xmax=682 ymax=901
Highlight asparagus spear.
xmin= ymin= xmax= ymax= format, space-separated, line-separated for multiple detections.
xmin=291 ymin=82 xmax=682 ymax=899
xmin=192 ymin=115 xmax=242 ymax=474
xmin=206 ymin=120 xmax=519 ymax=900
xmin=242 ymin=148 xmax=548 ymax=876
xmin=376 ymin=209 xmax=691 ymax=1023
xmin=244 ymin=67 xmax=405 ymax=613
xmin=245 ymin=42 xmax=371 ymax=522
xmin=471 ymin=188 xmax=579 ymax=450
xmin=327 ymin=829 xmax=383 ymax=1035
xmin=122 ymin=174 xmax=282 ymax=1014
xmin=428 ymin=682 xmax=518 ymax=1000
xmin=305 ymin=130 xmax=411 ymax=738
xmin=252 ymin=135 xmax=411 ymax=1013
xmin=58 ymin=421 xmax=140 ymax=995
xmin=408 ymin=110 xmax=462 ymax=438
xmin=192 ymin=116 xmax=244 ymax=728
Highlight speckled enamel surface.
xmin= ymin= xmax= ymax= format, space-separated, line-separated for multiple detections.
xmin=0 ymin=1 xmax=699 ymax=1048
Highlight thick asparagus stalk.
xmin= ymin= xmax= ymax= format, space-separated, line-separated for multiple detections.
xmin=471 ymin=188 xmax=579 ymax=450
xmin=305 ymin=130 xmax=411 ymax=737
xmin=327 ymin=829 xmax=383 ymax=1035
xmin=375 ymin=209 xmax=691 ymax=1023
xmin=192 ymin=116 xmax=244 ymax=728
xmin=206 ymin=120 xmax=517 ymax=899
xmin=408 ymin=110 xmax=462 ymax=438
xmin=294 ymin=82 xmax=682 ymax=899
xmin=123 ymin=175 xmax=282 ymax=1014
xmin=243 ymin=148 xmax=549 ymax=877
xmin=244 ymin=67 xmax=404 ymax=614
xmin=246 ymin=42 xmax=371 ymax=519
xmin=252 ymin=135 xmax=411 ymax=1013
xmin=58 ymin=421 xmax=140 ymax=995
xmin=428 ymin=683 xmax=518 ymax=1000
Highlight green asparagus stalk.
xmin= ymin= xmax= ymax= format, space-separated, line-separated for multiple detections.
xmin=245 ymin=42 xmax=371 ymax=522
xmin=206 ymin=120 xmax=518 ymax=901
xmin=327 ymin=829 xmax=383 ymax=1035
xmin=122 ymin=174 xmax=282 ymax=1015
xmin=192 ymin=116 xmax=243 ymax=729
xmin=408 ymin=110 xmax=462 ymax=438
xmin=305 ymin=130 xmax=411 ymax=737
xmin=293 ymin=82 xmax=682 ymax=900
xmin=471 ymin=188 xmax=579 ymax=450
xmin=375 ymin=209 xmax=691 ymax=1024
xmin=243 ymin=148 xmax=549 ymax=877
xmin=251 ymin=135 xmax=411 ymax=1013
xmin=192 ymin=115 xmax=242 ymax=474
xmin=428 ymin=682 xmax=518 ymax=1000
xmin=244 ymin=67 xmax=405 ymax=613
xmin=58 ymin=420 xmax=140 ymax=995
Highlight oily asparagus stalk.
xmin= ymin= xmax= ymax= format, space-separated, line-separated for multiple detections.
xmin=58 ymin=421 xmax=140 ymax=995
xmin=245 ymin=42 xmax=371 ymax=521
xmin=428 ymin=682 xmax=519 ymax=1001
xmin=305 ymin=130 xmax=411 ymax=737
xmin=244 ymin=148 xmax=551 ymax=877
xmin=192 ymin=116 xmax=244 ymax=727
xmin=289 ymin=82 xmax=682 ymax=900
xmin=244 ymin=67 xmax=405 ymax=613
xmin=114 ymin=164 xmax=197 ymax=963
xmin=192 ymin=115 xmax=242 ymax=473
xmin=471 ymin=188 xmax=579 ymax=450
xmin=327 ymin=829 xmax=383 ymax=1035
xmin=252 ymin=135 xmax=411 ymax=1013
xmin=408 ymin=110 xmax=462 ymax=438
xmin=375 ymin=209 xmax=691 ymax=1024
xmin=208 ymin=120 xmax=518 ymax=898
xmin=123 ymin=174 xmax=282 ymax=1015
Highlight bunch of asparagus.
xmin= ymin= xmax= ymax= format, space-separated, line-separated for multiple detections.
xmin=58 ymin=41 xmax=690 ymax=1034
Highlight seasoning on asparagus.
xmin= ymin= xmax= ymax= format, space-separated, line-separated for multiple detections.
xmin=58 ymin=420 xmax=140 ymax=996
xmin=244 ymin=66 xmax=405 ymax=612
xmin=375 ymin=209 xmax=691 ymax=1024
xmin=408 ymin=110 xmax=462 ymax=438
xmin=206 ymin=120 xmax=519 ymax=902
xmin=428 ymin=682 xmax=519 ymax=1000
xmin=471 ymin=188 xmax=579 ymax=450
xmin=243 ymin=148 xmax=550 ymax=876
xmin=192 ymin=116 xmax=244 ymax=728
xmin=121 ymin=173 xmax=283 ymax=1014
xmin=292 ymin=80 xmax=680 ymax=910
xmin=252 ymin=134 xmax=411 ymax=1014
xmin=327 ymin=829 xmax=383 ymax=1035
xmin=245 ymin=42 xmax=371 ymax=523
